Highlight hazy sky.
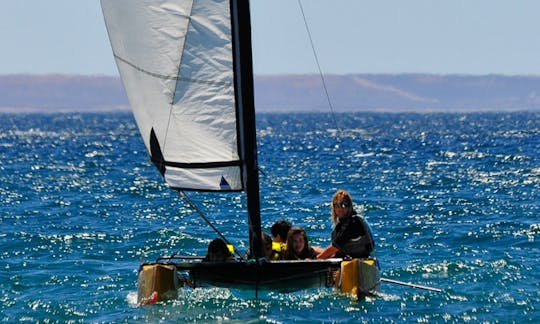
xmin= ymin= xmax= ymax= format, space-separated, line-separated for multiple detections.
xmin=2 ymin=0 xmax=540 ymax=76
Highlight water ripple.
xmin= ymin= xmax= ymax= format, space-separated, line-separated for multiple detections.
xmin=1 ymin=112 xmax=539 ymax=322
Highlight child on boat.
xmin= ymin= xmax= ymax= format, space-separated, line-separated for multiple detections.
xmin=282 ymin=227 xmax=318 ymax=260
xmin=262 ymin=232 xmax=280 ymax=260
xmin=271 ymin=219 xmax=292 ymax=244
xmin=270 ymin=219 xmax=291 ymax=259
xmin=203 ymin=238 xmax=234 ymax=262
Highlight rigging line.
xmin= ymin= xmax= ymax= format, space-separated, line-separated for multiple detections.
xmin=178 ymin=191 xmax=246 ymax=260
xmin=257 ymin=167 xmax=284 ymax=193
xmin=297 ymin=0 xmax=342 ymax=136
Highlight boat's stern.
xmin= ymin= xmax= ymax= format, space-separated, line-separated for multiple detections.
xmin=137 ymin=263 xmax=179 ymax=305
xmin=336 ymin=258 xmax=380 ymax=299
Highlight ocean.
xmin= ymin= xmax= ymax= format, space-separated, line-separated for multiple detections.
xmin=1 ymin=111 xmax=538 ymax=322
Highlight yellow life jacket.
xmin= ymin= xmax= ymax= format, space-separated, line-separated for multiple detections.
xmin=271 ymin=242 xmax=285 ymax=260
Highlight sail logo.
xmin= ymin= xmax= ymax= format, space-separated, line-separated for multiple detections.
xmin=220 ymin=176 xmax=231 ymax=190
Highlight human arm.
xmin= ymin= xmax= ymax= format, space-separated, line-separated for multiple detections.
xmin=316 ymin=245 xmax=339 ymax=259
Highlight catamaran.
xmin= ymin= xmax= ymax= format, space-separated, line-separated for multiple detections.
xmin=100 ymin=0 xmax=380 ymax=304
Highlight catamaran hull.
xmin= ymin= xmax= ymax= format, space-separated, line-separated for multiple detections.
xmin=137 ymin=258 xmax=380 ymax=303
xmin=137 ymin=264 xmax=179 ymax=305
xmin=184 ymin=260 xmax=340 ymax=292
xmin=337 ymin=258 xmax=380 ymax=299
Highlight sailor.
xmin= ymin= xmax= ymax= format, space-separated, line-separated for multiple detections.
xmin=317 ymin=189 xmax=375 ymax=259
xmin=262 ymin=232 xmax=278 ymax=260
xmin=203 ymin=238 xmax=234 ymax=262
xmin=270 ymin=219 xmax=291 ymax=258
xmin=281 ymin=227 xmax=318 ymax=260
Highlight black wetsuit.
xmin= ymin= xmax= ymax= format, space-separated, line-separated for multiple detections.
xmin=331 ymin=211 xmax=374 ymax=258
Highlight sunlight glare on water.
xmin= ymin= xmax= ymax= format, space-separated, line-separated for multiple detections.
xmin=0 ymin=112 xmax=539 ymax=322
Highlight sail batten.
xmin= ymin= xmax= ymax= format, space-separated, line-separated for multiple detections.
xmin=114 ymin=53 xmax=232 ymax=87
xmin=113 ymin=54 xmax=180 ymax=81
xmin=153 ymin=160 xmax=242 ymax=169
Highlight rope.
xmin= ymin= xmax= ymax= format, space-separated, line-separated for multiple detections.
xmin=178 ymin=191 xmax=245 ymax=259
xmin=297 ymin=0 xmax=342 ymax=135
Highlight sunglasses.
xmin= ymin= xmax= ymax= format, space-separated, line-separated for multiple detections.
xmin=333 ymin=201 xmax=351 ymax=208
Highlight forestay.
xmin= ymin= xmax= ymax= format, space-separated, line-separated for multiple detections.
xmin=101 ymin=0 xmax=242 ymax=191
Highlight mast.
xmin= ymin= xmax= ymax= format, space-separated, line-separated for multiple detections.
xmin=230 ymin=0 xmax=263 ymax=259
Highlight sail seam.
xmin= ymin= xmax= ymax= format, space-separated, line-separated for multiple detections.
xmin=113 ymin=54 xmax=232 ymax=87
xmin=161 ymin=1 xmax=195 ymax=166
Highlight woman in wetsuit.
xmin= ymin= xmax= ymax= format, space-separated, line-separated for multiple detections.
xmin=317 ymin=189 xmax=374 ymax=259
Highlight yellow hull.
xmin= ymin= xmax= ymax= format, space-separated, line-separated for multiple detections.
xmin=137 ymin=264 xmax=179 ymax=305
xmin=336 ymin=258 xmax=380 ymax=299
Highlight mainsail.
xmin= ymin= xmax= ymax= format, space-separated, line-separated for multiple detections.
xmin=101 ymin=0 xmax=262 ymax=257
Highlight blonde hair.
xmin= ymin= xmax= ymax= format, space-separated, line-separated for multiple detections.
xmin=331 ymin=189 xmax=354 ymax=226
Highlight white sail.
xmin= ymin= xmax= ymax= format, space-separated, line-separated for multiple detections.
xmin=101 ymin=0 xmax=242 ymax=191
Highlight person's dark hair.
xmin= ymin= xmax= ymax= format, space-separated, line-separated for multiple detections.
xmin=203 ymin=238 xmax=232 ymax=262
xmin=270 ymin=219 xmax=292 ymax=241
xmin=282 ymin=227 xmax=314 ymax=260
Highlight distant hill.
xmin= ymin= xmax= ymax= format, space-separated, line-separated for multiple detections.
xmin=0 ymin=75 xmax=128 ymax=112
xmin=255 ymin=74 xmax=540 ymax=112
xmin=1 ymin=74 xmax=540 ymax=112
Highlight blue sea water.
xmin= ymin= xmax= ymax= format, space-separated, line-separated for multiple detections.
xmin=1 ymin=111 xmax=539 ymax=323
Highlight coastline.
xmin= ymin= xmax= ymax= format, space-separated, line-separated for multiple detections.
xmin=2 ymin=73 xmax=540 ymax=113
